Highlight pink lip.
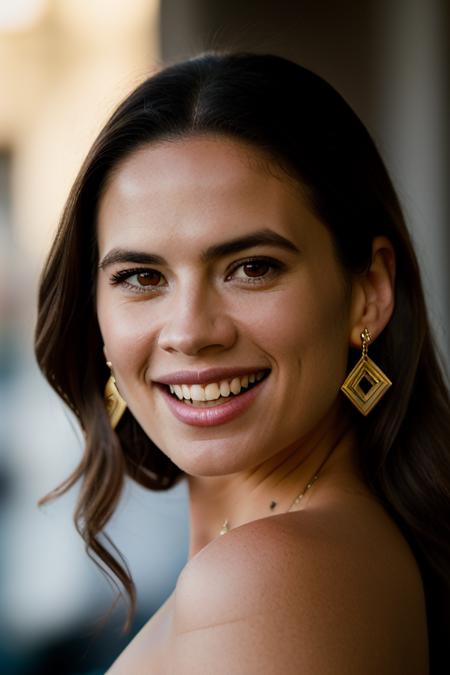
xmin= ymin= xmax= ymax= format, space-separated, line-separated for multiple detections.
xmin=154 ymin=366 xmax=269 ymax=386
xmin=156 ymin=375 xmax=269 ymax=427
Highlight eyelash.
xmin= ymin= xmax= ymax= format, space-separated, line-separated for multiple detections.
xmin=109 ymin=256 xmax=285 ymax=294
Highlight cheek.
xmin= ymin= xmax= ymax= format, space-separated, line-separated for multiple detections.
xmin=96 ymin=288 xmax=154 ymax=387
xmin=246 ymin=278 xmax=351 ymax=420
xmin=242 ymin=280 xmax=349 ymax=364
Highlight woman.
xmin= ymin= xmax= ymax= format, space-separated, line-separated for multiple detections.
xmin=35 ymin=52 xmax=449 ymax=673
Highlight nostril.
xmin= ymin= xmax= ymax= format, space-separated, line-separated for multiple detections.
xmin=157 ymin=311 xmax=238 ymax=356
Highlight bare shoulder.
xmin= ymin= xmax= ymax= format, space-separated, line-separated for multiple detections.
xmin=172 ymin=494 xmax=429 ymax=674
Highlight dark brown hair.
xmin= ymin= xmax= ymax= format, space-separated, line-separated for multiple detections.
xmin=35 ymin=52 xmax=450 ymax=669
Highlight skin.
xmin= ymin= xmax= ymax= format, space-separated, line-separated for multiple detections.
xmin=96 ymin=136 xmax=428 ymax=673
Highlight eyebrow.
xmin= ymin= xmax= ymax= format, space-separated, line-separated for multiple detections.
xmin=98 ymin=228 xmax=300 ymax=270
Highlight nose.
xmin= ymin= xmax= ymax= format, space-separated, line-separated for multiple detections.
xmin=157 ymin=282 xmax=238 ymax=356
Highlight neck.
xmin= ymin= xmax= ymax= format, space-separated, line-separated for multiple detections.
xmin=186 ymin=411 xmax=360 ymax=559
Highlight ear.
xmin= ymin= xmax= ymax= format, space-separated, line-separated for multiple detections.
xmin=348 ymin=236 xmax=396 ymax=348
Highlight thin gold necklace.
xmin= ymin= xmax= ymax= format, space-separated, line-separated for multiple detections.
xmin=218 ymin=444 xmax=337 ymax=537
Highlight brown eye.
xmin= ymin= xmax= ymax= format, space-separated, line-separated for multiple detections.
xmin=242 ymin=261 xmax=270 ymax=277
xmin=225 ymin=257 xmax=283 ymax=284
xmin=137 ymin=271 xmax=163 ymax=286
xmin=110 ymin=267 xmax=167 ymax=293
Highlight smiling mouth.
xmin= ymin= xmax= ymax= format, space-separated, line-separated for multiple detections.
xmin=164 ymin=369 xmax=271 ymax=407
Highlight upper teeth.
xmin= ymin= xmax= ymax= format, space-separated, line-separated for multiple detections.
xmin=169 ymin=370 xmax=266 ymax=401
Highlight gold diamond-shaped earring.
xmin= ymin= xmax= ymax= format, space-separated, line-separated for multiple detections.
xmin=104 ymin=361 xmax=127 ymax=429
xmin=340 ymin=328 xmax=392 ymax=416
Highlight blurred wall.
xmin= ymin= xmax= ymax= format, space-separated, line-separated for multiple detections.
xmin=1 ymin=0 xmax=160 ymax=264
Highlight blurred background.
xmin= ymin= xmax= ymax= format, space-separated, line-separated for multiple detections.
xmin=0 ymin=0 xmax=448 ymax=673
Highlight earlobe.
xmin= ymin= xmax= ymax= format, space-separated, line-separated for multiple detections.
xmin=349 ymin=236 xmax=396 ymax=347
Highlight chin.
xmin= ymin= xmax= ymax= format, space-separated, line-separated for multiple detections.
xmin=159 ymin=435 xmax=262 ymax=478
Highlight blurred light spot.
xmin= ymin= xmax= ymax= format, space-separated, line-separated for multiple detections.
xmin=56 ymin=0 xmax=159 ymax=39
xmin=0 ymin=0 xmax=47 ymax=32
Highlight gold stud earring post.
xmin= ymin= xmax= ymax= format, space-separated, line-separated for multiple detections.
xmin=340 ymin=328 xmax=392 ymax=415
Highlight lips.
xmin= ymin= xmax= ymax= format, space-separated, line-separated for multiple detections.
xmin=154 ymin=368 xmax=271 ymax=427
xmin=154 ymin=366 xmax=270 ymax=386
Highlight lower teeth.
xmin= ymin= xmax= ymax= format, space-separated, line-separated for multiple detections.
xmin=182 ymin=395 xmax=236 ymax=407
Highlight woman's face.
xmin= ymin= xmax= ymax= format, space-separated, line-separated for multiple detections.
xmin=96 ymin=135 xmax=356 ymax=476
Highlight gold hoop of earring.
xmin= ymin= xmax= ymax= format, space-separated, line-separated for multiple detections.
xmin=340 ymin=328 xmax=392 ymax=416
xmin=104 ymin=361 xmax=127 ymax=429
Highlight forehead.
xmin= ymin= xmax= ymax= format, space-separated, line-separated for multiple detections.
xmin=96 ymin=135 xmax=328 ymax=257
xmin=103 ymin=134 xmax=294 ymax=195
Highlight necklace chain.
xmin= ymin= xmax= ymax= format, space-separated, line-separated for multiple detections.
xmin=218 ymin=445 xmax=336 ymax=537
